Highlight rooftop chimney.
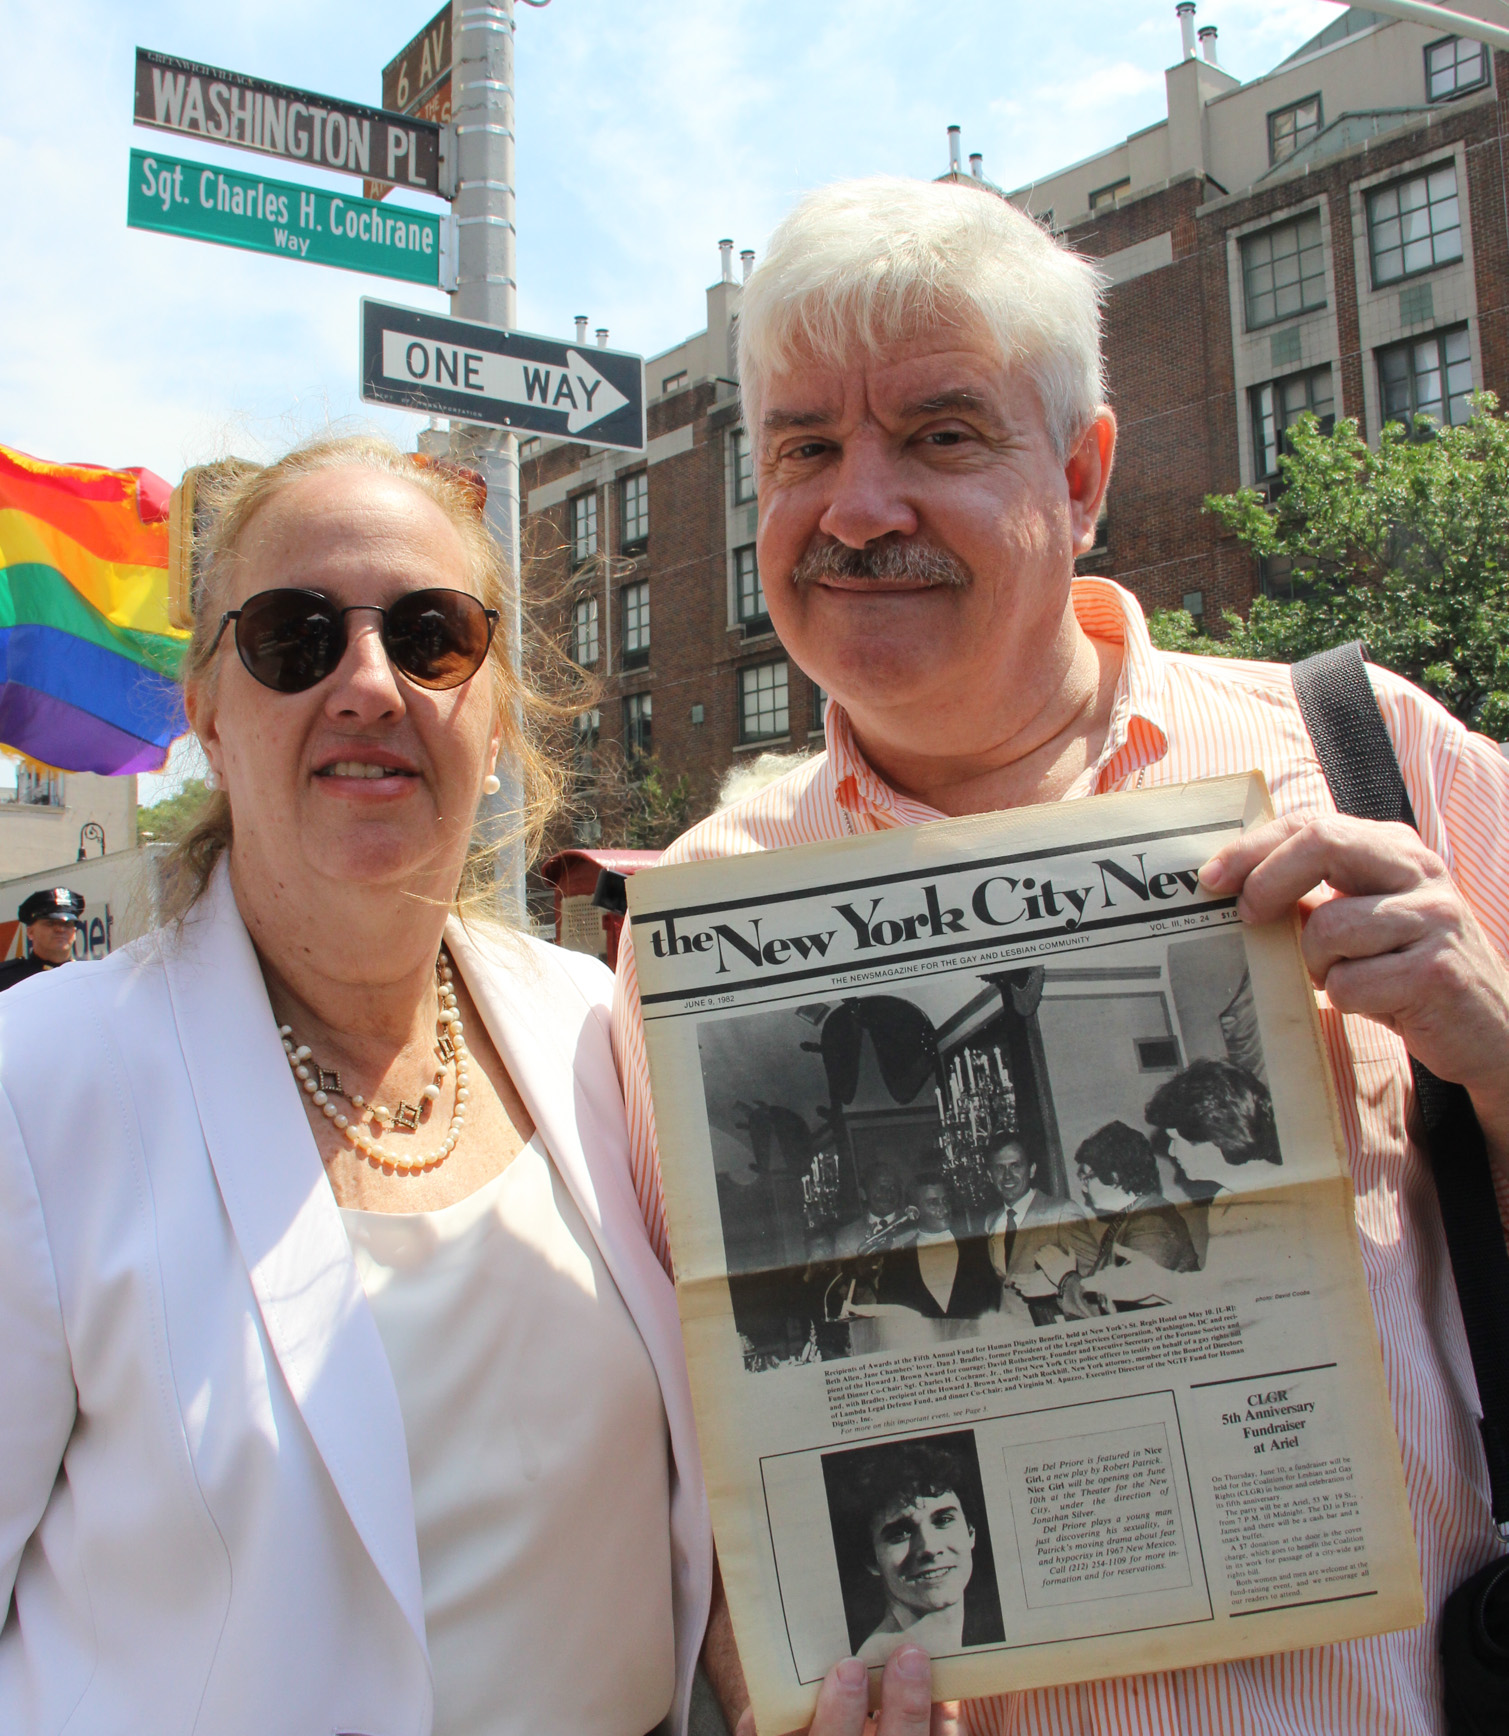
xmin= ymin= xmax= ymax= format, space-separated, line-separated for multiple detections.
xmin=719 ymin=238 xmax=734 ymax=283
xmin=1198 ymin=23 xmax=1219 ymax=65
xmin=740 ymin=248 xmax=755 ymax=282
xmin=947 ymin=124 xmax=962 ymax=174
xmin=574 ymin=315 xmax=588 ymax=343
xmin=969 ymin=152 xmax=984 ymax=180
xmin=1176 ymin=1 xmax=1196 ymax=59
xmin=595 ymin=327 xmax=609 ymax=348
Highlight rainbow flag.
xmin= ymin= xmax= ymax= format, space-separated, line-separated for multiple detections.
xmin=0 ymin=444 xmax=188 ymax=774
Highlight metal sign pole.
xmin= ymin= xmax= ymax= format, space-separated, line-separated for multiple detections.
xmin=452 ymin=0 xmax=524 ymax=920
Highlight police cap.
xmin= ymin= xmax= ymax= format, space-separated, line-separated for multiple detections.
xmin=19 ymin=887 xmax=85 ymax=925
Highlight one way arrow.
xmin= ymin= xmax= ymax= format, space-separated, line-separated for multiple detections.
xmin=381 ymin=333 xmax=630 ymax=433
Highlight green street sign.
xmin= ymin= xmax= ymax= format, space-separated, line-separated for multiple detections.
xmin=127 ymin=148 xmax=442 ymax=287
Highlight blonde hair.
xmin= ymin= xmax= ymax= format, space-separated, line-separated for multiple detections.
xmin=738 ymin=176 xmax=1106 ymax=457
xmin=159 ymin=432 xmax=579 ymax=923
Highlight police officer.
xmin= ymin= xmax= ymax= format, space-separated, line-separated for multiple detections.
xmin=0 ymin=887 xmax=85 ymax=990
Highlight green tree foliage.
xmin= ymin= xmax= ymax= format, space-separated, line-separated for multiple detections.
xmin=578 ymin=747 xmax=696 ymax=853
xmin=1146 ymin=401 xmax=1509 ymax=738
xmin=613 ymin=754 xmax=695 ymax=852
xmin=137 ymin=779 xmax=209 ymax=844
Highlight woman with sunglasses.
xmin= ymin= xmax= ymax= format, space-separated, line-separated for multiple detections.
xmin=0 ymin=436 xmax=710 ymax=1736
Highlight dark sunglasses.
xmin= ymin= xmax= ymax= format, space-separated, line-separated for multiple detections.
xmin=209 ymin=588 xmax=499 ymax=694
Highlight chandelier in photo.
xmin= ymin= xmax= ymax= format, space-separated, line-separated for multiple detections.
xmin=936 ymin=1044 xmax=1018 ymax=1211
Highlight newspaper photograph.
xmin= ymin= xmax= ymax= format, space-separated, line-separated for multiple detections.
xmin=627 ymin=774 xmax=1423 ymax=1733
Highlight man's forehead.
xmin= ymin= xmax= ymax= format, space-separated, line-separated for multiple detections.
xmin=759 ymin=330 xmax=1012 ymax=429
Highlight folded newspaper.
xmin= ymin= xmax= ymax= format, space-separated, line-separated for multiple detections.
xmin=627 ymin=774 xmax=1422 ymax=1731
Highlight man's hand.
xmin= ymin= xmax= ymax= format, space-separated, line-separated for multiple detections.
xmin=733 ymin=1646 xmax=958 ymax=1736
xmin=1201 ymin=813 xmax=1509 ymax=1156
xmin=1083 ymin=1245 xmax=1178 ymax=1304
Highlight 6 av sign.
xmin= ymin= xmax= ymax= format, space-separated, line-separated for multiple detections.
xmin=384 ymin=4 xmax=454 ymax=121
xmin=134 ymin=47 xmax=442 ymax=195
xmin=367 ymin=4 xmax=454 ymax=200
xmin=361 ymin=301 xmax=646 ymax=452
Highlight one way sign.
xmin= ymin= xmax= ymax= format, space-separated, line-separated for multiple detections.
xmin=360 ymin=299 xmax=645 ymax=452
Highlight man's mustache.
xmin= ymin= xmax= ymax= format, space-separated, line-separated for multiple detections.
xmin=790 ymin=537 xmax=972 ymax=589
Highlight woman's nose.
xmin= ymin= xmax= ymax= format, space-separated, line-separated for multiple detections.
xmin=326 ymin=616 xmax=405 ymax=717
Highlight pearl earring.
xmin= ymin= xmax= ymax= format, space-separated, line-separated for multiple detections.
xmin=204 ymin=769 xmax=219 ymax=791
xmin=482 ymin=773 xmax=502 ymax=796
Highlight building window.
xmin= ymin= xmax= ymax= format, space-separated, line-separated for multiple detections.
xmin=1241 ymin=211 xmax=1326 ymax=329
xmin=1426 ymin=35 xmax=1488 ymax=102
xmin=623 ymin=691 xmax=652 ymax=759
xmin=520 ymin=436 xmax=541 ymax=459
xmin=570 ymin=491 xmax=598 ymax=565
xmin=572 ymin=707 xmax=600 ymax=775
xmin=620 ymin=471 xmax=649 ymax=547
xmin=570 ymin=594 xmax=599 ymax=665
xmin=1378 ymin=325 xmax=1474 ymax=433
xmin=6 ymin=765 xmax=64 ymax=807
xmin=572 ymin=710 xmax=601 ymax=843
xmin=730 ymin=428 xmax=755 ymax=504
xmin=1251 ymin=365 xmax=1335 ymax=478
xmin=622 ymin=580 xmax=650 ymax=665
xmin=811 ymin=682 xmax=827 ymax=733
xmin=661 ymin=370 xmax=689 ymax=395
xmin=738 ymin=661 xmax=789 ymax=744
xmin=1259 ymin=554 xmax=1295 ymax=599
xmin=1268 ymin=95 xmax=1322 ymax=165
xmin=1088 ymin=178 xmax=1130 ymax=213
xmin=733 ymin=543 xmax=767 ymax=627
xmin=1368 ymin=163 xmax=1462 ymax=286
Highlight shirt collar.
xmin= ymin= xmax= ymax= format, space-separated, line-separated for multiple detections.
xmin=990 ymin=1187 xmax=1036 ymax=1227
xmin=822 ymin=576 xmax=1169 ymax=826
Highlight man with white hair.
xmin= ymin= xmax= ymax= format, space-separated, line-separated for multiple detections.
xmin=615 ymin=176 xmax=1509 ymax=1735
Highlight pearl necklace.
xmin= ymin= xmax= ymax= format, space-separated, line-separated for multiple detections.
xmin=279 ymin=951 xmax=471 ymax=1176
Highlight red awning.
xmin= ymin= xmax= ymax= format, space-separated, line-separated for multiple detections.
xmin=539 ymin=847 xmax=662 ymax=886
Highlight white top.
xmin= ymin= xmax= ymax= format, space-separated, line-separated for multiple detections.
xmin=341 ymin=1136 xmax=676 ymax=1736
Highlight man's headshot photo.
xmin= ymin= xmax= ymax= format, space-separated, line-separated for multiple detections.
xmin=820 ymin=1430 xmax=1004 ymax=1663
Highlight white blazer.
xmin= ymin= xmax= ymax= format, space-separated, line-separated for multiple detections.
xmin=0 ymin=864 xmax=711 ymax=1736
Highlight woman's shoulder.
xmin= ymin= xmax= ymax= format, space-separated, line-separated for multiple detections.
xmin=0 ymin=933 xmax=170 ymax=1040
xmin=0 ymin=938 xmax=179 ymax=1173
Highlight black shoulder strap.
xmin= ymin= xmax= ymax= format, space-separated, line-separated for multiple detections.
xmin=1292 ymin=642 xmax=1509 ymax=1534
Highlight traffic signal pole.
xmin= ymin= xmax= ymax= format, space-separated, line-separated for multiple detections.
xmin=452 ymin=0 xmax=527 ymax=918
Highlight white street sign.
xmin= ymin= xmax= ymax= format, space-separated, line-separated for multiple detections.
xmin=379 ymin=332 xmax=629 ymax=435
xmin=360 ymin=299 xmax=645 ymax=451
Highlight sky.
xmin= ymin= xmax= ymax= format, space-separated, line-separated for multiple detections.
xmin=0 ymin=0 xmax=1344 ymax=799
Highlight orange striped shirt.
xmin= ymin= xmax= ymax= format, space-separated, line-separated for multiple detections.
xmin=611 ymin=576 xmax=1509 ymax=1735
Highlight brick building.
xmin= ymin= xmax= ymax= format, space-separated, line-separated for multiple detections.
xmin=1024 ymin=0 xmax=1509 ymax=625
xmin=522 ymin=241 xmax=820 ymax=847
xmin=522 ymin=3 xmax=1509 ymax=850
